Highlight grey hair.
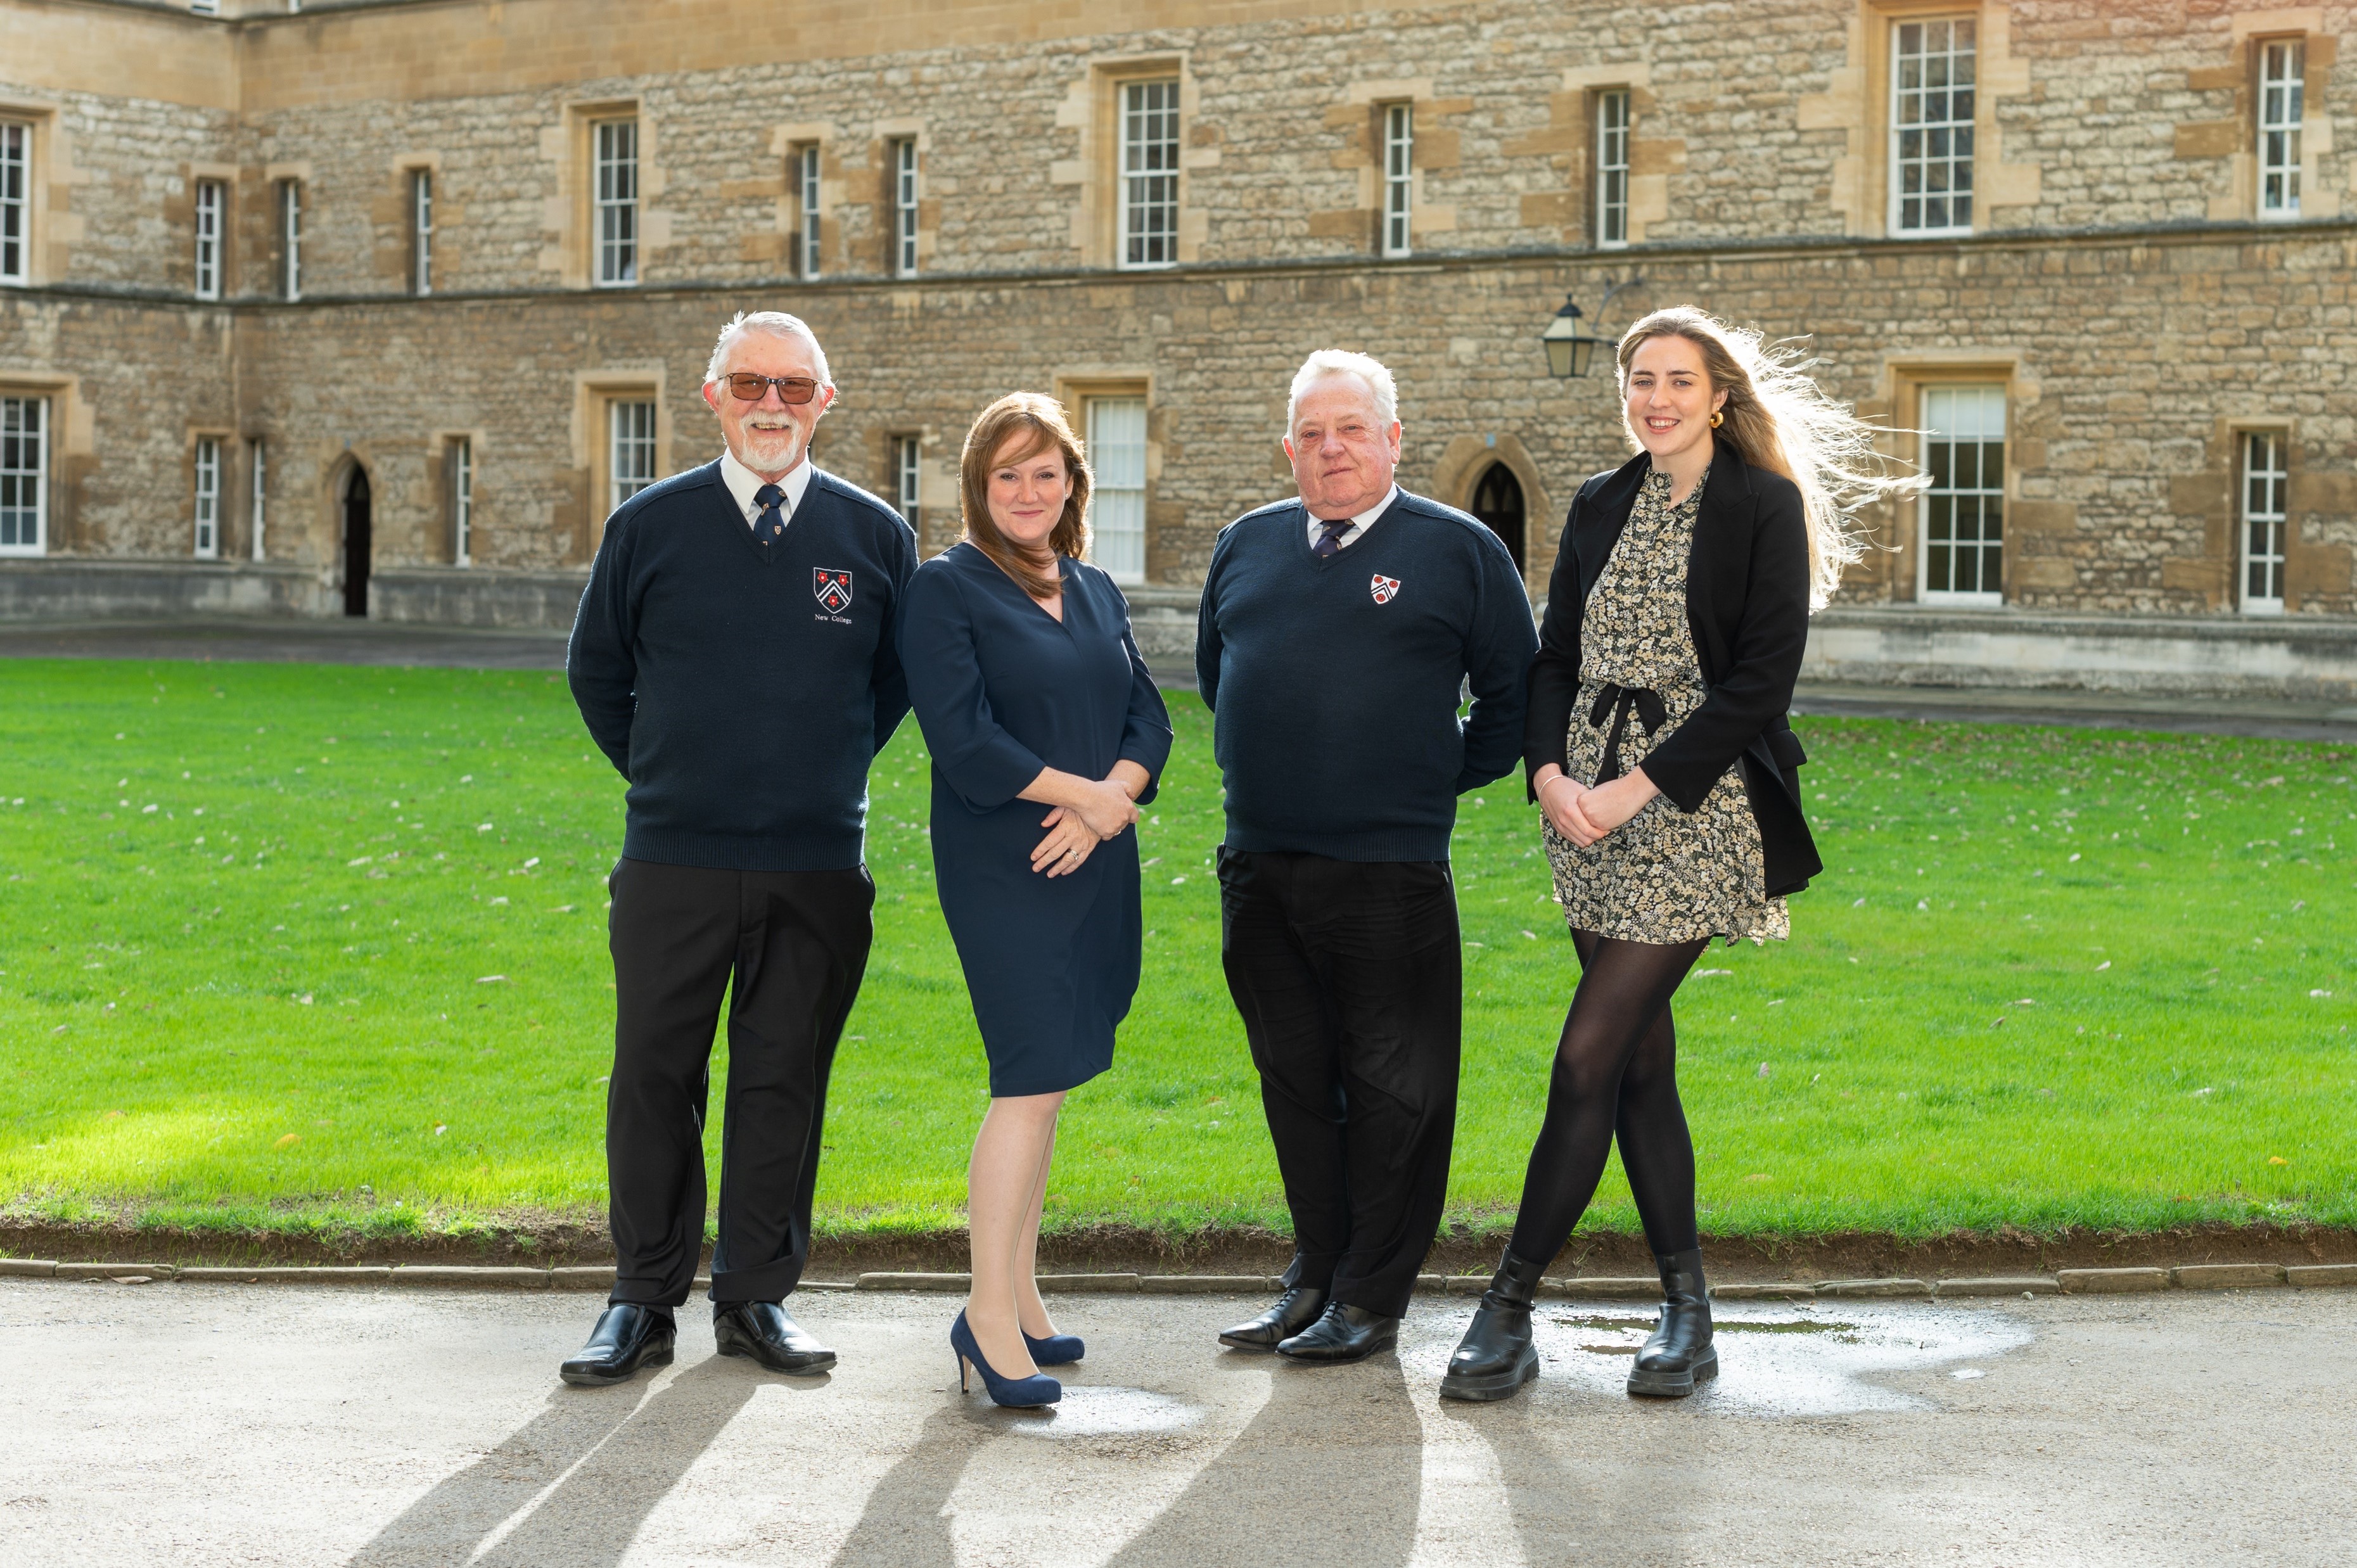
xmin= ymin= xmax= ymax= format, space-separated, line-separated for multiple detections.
xmin=704 ymin=310 xmax=834 ymax=389
xmin=1285 ymin=350 xmax=1399 ymax=433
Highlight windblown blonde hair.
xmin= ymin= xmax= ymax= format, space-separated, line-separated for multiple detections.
xmin=1616 ymin=306 xmax=1922 ymax=611
xmin=959 ymin=393 xmax=1092 ymax=602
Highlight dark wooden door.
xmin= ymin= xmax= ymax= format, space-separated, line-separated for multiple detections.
xmin=1471 ymin=462 xmax=1525 ymax=573
xmin=342 ymin=467 xmax=372 ymax=618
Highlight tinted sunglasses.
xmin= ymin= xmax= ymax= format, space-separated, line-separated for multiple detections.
xmin=719 ymin=373 xmax=821 ymax=404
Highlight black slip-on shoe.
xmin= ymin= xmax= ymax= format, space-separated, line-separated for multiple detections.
xmin=714 ymin=1300 xmax=838 ymax=1375
xmin=560 ymin=1303 xmax=677 ymax=1387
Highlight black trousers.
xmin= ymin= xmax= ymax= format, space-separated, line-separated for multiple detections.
xmin=604 ymin=857 xmax=873 ymax=1310
xmin=1217 ymin=847 xmax=1462 ymax=1319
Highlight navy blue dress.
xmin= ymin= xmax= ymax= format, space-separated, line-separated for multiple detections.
xmin=900 ymin=542 xmax=1175 ymax=1096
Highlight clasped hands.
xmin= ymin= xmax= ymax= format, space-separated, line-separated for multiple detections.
xmin=1023 ymin=760 xmax=1153 ymax=877
xmin=1535 ymin=762 xmax=1658 ymax=848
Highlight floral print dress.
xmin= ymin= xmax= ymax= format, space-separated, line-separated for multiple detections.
xmin=1544 ymin=464 xmax=1789 ymax=947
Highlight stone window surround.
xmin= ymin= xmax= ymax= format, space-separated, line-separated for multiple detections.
xmin=571 ymin=367 xmax=668 ymax=561
xmin=767 ymin=124 xmax=835 ymax=279
xmin=264 ymin=162 xmax=312 ymax=302
xmin=1053 ymin=372 xmax=1159 ymax=580
xmin=1507 ymin=67 xmax=1678 ymax=250
xmin=2167 ymin=415 xmax=2343 ymax=615
xmin=0 ymin=371 xmax=89 ymax=555
xmin=425 ymin=428 xmax=487 ymax=569
xmin=1052 ymin=54 xmax=1211 ymax=271
xmin=2178 ymin=14 xmax=2341 ymax=226
xmin=0 ymin=98 xmax=83 ymax=290
xmin=541 ymin=99 xmax=674 ymax=291
xmin=871 ymin=117 xmax=935 ymax=279
xmin=1799 ymin=0 xmax=2037 ymax=239
xmin=1312 ymin=78 xmax=1464 ymax=256
xmin=183 ymin=425 xmax=238 ymax=559
xmin=1863 ymin=352 xmax=2036 ymax=604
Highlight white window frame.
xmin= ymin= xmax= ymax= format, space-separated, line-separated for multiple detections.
xmin=1118 ymin=79 xmax=1180 ymax=271
xmin=608 ymin=399 xmax=656 ymax=511
xmin=594 ymin=119 xmax=638 ymax=288
xmin=2259 ymin=40 xmax=2303 ymax=219
xmin=1381 ymin=103 xmax=1413 ymax=258
xmin=1085 ymin=396 xmax=1147 ymax=586
xmin=2241 ymin=431 xmax=2289 ymax=615
xmin=411 ymin=169 xmax=433 ymax=295
xmin=891 ymin=139 xmax=919 ymax=278
xmin=1597 ymin=89 xmax=1630 ymax=248
xmin=0 ymin=394 xmax=46 ymax=556
xmin=796 ymin=144 xmax=822 ymax=279
xmin=248 ymin=438 xmax=266 ymax=560
xmin=0 ymin=121 xmax=29 ymax=286
xmin=1917 ymin=385 xmax=2006 ymax=605
xmin=893 ymin=435 xmax=921 ymax=532
xmin=193 ymin=178 xmax=226 ymax=300
xmin=1890 ymin=16 xmax=1976 ymax=237
xmin=451 ymin=436 xmax=474 ymax=566
xmin=278 ymin=179 xmax=301 ymax=300
xmin=193 ymin=437 xmax=221 ymax=559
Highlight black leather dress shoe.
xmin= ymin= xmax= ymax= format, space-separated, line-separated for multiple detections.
xmin=1217 ymin=1286 xmax=1328 ymax=1351
xmin=1276 ymin=1301 xmax=1400 ymax=1363
xmin=560 ymin=1303 xmax=676 ymax=1387
xmin=714 ymin=1301 xmax=838 ymax=1375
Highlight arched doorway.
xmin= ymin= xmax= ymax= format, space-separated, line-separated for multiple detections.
xmin=342 ymin=464 xmax=373 ymax=618
xmin=1471 ymin=462 xmax=1526 ymax=573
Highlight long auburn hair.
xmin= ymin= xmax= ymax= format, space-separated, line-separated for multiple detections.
xmin=958 ymin=393 xmax=1092 ymax=602
xmin=1616 ymin=306 xmax=1923 ymax=611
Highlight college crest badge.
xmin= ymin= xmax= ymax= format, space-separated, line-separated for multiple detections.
xmin=814 ymin=570 xmax=854 ymax=614
xmin=1370 ymin=574 xmax=1401 ymax=605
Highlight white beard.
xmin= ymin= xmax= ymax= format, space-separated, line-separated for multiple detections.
xmin=738 ymin=422 xmax=805 ymax=473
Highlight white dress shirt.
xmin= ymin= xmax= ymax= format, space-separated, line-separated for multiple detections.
xmin=720 ymin=448 xmax=815 ymax=531
xmin=1305 ymin=483 xmax=1400 ymax=552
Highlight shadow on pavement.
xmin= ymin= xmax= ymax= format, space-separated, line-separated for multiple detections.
xmin=1099 ymin=1354 xmax=1423 ymax=1568
xmin=348 ymin=1356 xmax=759 ymax=1568
xmin=825 ymin=1401 xmax=999 ymax=1568
xmin=1438 ymin=1380 xmax=1704 ymax=1564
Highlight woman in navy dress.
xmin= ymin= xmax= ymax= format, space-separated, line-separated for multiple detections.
xmin=899 ymin=392 xmax=1173 ymax=1407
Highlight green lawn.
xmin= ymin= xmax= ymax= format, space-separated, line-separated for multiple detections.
xmin=1 ymin=658 xmax=2351 ymax=1250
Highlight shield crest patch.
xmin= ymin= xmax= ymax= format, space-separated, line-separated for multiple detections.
xmin=814 ymin=570 xmax=854 ymax=614
xmin=1370 ymin=574 xmax=1401 ymax=605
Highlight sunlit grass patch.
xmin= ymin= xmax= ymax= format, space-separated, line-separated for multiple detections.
xmin=1 ymin=657 xmax=2352 ymax=1246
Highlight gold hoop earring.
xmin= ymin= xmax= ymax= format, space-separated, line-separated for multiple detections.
xmin=1709 ymin=411 xmax=1724 ymax=428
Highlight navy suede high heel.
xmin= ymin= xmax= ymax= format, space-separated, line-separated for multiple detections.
xmin=1023 ymin=1329 xmax=1085 ymax=1367
xmin=951 ymin=1311 xmax=1062 ymax=1408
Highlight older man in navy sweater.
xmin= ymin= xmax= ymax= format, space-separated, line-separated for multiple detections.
xmin=1199 ymin=350 xmax=1536 ymax=1363
xmin=561 ymin=312 xmax=916 ymax=1386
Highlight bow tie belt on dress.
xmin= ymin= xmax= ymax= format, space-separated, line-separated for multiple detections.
xmin=1588 ymin=683 xmax=1668 ymax=785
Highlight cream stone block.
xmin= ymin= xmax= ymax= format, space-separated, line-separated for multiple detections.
xmin=1410 ymin=204 xmax=1457 ymax=236
xmin=1345 ymin=78 xmax=1435 ymax=105
xmin=2227 ymin=8 xmax=2326 ymax=43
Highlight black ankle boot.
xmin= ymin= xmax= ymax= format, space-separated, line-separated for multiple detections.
xmin=1440 ymin=1249 xmax=1547 ymax=1402
xmin=1627 ymin=1247 xmax=1717 ymax=1398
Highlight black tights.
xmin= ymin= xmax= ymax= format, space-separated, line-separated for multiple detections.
xmin=1505 ymin=930 xmax=1709 ymax=1267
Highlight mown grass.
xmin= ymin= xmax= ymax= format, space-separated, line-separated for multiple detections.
xmin=1 ymin=657 xmax=2351 ymax=1249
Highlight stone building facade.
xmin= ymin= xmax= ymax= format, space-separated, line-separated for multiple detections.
xmin=2 ymin=0 xmax=2353 ymax=694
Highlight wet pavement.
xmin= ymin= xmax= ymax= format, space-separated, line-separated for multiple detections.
xmin=4 ymin=1280 xmax=2350 ymax=1565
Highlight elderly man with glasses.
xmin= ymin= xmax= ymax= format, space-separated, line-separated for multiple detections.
xmin=562 ymin=310 xmax=917 ymax=1386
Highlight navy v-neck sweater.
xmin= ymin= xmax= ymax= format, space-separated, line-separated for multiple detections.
xmin=567 ymin=459 xmax=918 ymax=871
xmin=1194 ymin=489 xmax=1538 ymax=862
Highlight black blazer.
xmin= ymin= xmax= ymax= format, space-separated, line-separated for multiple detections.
xmin=1523 ymin=447 xmax=1822 ymax=897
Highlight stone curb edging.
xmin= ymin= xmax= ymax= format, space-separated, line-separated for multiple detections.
xmin=6 ymin=1259 xmax=2356 ymax=1296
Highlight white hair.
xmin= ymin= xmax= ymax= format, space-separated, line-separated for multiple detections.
xmin=1285 ymin=350 xmax=1398 ymax=433
xmin=704 ymin=310 xmax=834 ymax=389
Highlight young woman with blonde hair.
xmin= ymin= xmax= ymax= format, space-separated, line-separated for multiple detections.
xmin=1440 ymin=306 xmax=1917 ymax=1404
xmin=898 ymin=392 xmax=1173 ymax=1408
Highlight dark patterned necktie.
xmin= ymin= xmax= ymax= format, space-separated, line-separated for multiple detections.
xmin=753 ymin=483 xmax=787 ymax=545
xmin=1312 ymin=518 xmax=1353 ymax=558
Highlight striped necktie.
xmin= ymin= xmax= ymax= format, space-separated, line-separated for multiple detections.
xmin=753 ymin=483 xmax=787 ymax=545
